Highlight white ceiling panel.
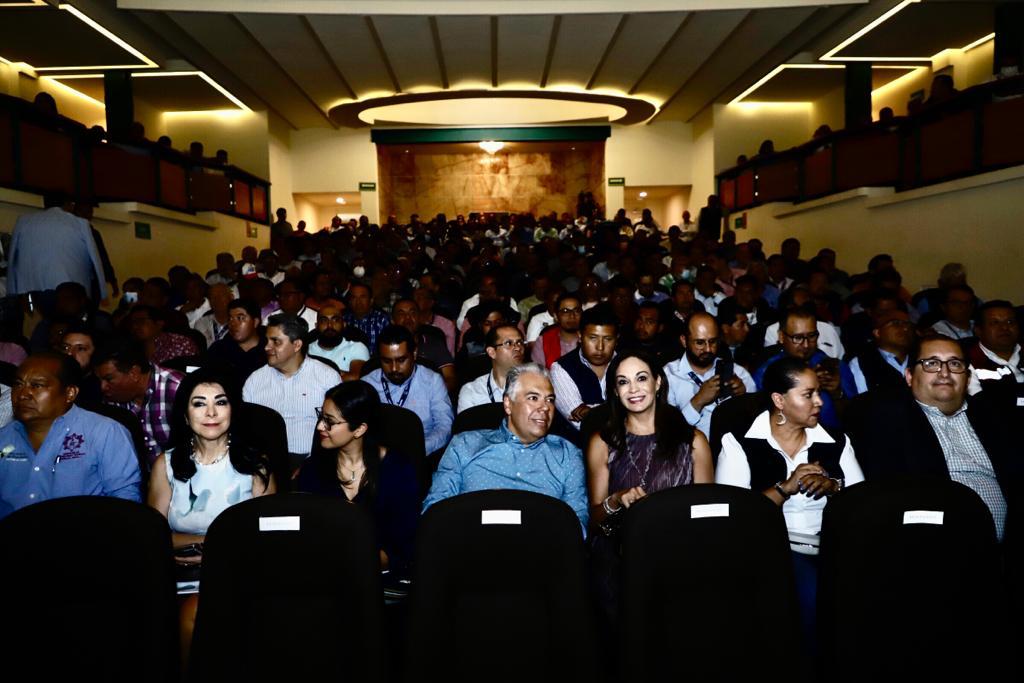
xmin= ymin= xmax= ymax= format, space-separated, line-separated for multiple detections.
xmin=306 ymin=15 xmax=396 ymax=97
xmin=436 ymin=15 xmax=491 ymax=86
xmin=372 ymin=15 xmax=443 ymax=91
xmin=496 ymin=15 xmax=554 ymax=85
xmin=545 ymin=13 xmax=622 ymax=86
xmin=235 ymin=13 xmax=347 ymax=109
xmin=590 ymin=11 xmax=689 ymax=92
xmin=659 ymin=6 xmax=818 ymax=121
xmin=166 ymin=12 xmax=328 ymax=127
xmin=632 ymin=10 xmax=748 ymax=101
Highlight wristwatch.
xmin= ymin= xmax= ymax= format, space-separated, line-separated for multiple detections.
xmin=774 ymin=482 xmax=791 ymax=499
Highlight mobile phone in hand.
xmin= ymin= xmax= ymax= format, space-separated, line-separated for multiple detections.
xmin=717 ymin=357 xmax=734 ymax=399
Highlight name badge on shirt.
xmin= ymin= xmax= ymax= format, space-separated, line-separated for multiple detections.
xmin=481 ymin=510 xmax=522 ymax=525
xmin=1016 ymin=397 xmax=1024 ymax=407
xmin=903 ymin=510 xmax=944 ymax=526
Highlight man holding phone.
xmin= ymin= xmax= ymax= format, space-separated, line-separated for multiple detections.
xmin=665 ymin=313 xmax=755 ymax=437
xmin=753 ymin=308 xmax=856 ymax=429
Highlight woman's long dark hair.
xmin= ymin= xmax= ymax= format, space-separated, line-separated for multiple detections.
xmin=600 ymin=350 xmax=696 ymax=461
xmin=168 ymin=367 xmax=270 ymax=485
xmin=310 ymin=380 xmax=383 ymax=501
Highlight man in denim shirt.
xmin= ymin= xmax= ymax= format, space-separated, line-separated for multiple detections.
xmin=423 ymin=363 xmax=588 ymax=534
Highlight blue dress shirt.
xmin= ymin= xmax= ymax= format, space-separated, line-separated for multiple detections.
xmin=363 ymin=365 xmax=454 ymax=455
xmin=0 ymin=405 xmax=142 ymax=519
xmin=753 ymin=350 xmax=857 ymax=430
xmin=849 ymin=349 xmax=909 ymax=395
xmin=423 ymin=420 xmax=589 ymax=534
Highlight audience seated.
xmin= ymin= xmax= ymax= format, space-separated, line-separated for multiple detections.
xmin=457 ymin=323 xmax=524 ymax=413
xmin=307 ymin=304 xmax=369 ymax=382
xmin=204 ymin=298 xmax=267 ymax=385
xmin=967 ymin=300 xmax=1022 ymax=397
xmin=550 ymin=304 xmax=619 ymax=430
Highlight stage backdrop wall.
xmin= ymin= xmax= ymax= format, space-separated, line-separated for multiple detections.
xmin=377 ymin=141 xmax=604 ymax=219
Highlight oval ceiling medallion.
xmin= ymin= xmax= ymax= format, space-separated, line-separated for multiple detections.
xmin=329 ymin=89 xmax=657 ymax=127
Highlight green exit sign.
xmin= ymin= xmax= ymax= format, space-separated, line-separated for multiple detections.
xmin=608 ymin=177 xmax=625 ymax=186
xmin=359 ymin=182 xmax=377 ymax=191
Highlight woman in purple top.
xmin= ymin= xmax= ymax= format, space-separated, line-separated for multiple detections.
xmin=586 ymin=349 xmax=713 ymax=624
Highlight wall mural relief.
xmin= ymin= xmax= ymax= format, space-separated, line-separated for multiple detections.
xmin=377 ymin=141 xmax=605 ymax=219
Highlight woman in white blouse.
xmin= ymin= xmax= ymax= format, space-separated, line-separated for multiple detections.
xmin=716 ymin=355 xmax=863 ymax=654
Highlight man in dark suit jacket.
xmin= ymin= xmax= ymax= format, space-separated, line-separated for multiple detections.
xmin=847 ymin=335 xmax=1019 ymax=546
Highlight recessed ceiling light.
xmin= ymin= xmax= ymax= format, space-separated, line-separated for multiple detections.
xmin=335 ymin=197 xmax=346 ymax=205
xmin=478 ymin=140 xmax=505 ymax=155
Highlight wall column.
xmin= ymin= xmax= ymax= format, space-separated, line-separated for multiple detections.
xmin=844 ymin=63 xmax=872 ymax=128
xmin=994 ymin=3 xmax=1024 ymax=75
xmin=103 ymin=72 xmax=133 ymax=139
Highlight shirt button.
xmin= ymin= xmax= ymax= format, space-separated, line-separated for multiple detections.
xmin=33 ymin=466 xmax=40 ymax=472
xmin=29 ymin=493 xmax=36 ymax=499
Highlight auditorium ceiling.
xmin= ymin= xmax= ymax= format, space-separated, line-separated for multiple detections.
xmin=0 ymin=0 xmax=1005 ymax=126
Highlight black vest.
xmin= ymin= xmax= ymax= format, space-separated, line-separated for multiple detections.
xmin=554 ymin=348 xmax=605 ymax=405
xmin=740 ymin=429 xmax=847 ymax=492
xmin=854 ymin=347 xmax=907 ymax=393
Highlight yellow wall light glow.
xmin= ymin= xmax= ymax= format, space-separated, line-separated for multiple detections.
xmin=41 ymin=75 xmax=105 ymax=108
xmin=962 ymin=33 xmax=995 ymax=52
xmin=821 ymin=0 xmax=923 ymax=62
xmin=134 ymin=71 xmax=251 ymax=112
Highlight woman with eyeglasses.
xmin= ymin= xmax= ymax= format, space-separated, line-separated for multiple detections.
xmin=147 ymin=366 xmax=275 ymax=661
xmin=296 ymin=380 xmax=421 ymax=575
xmin=716 ymin=356 xmax=864 ymax=654
xmin=587 ymin=350 xmax=714 ymax=625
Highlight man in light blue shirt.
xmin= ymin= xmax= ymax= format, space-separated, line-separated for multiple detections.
xmin=363 ymin=325 xmax=453 ymax=455
xmin=0 ymin=353 xmax=140 ymax=519
xmin=423 ymin=363 xmax=588 ymax=534
xmin=8 ymin=196 xmax=107 ymax=299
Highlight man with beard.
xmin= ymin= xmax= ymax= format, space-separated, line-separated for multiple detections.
xmin=363 ymin=325 xmax=453 ymax=455
xmin=664 ymin=312 xmax=755 ymax=437
xmin=457 ymin=324 xmax=525 ymax=413
xmin=423 ymin=363 xmax=587 ymax=533
xmin=307 ymin=304 xmax=369 ymax=382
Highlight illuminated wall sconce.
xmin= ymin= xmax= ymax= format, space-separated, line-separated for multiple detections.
xmin=478 ymin=140 xmax=505 ymax=155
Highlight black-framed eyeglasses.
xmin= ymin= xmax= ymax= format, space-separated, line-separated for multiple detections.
xmin=783 ymin=331 xmax=820 ymax=345
xmin=915 ymin=357 xmax=968 ymax=374
xmin=491 ymin=339 xmax=525 ymax=350
xmin=314 ymin=407 xmax=347 ymax=429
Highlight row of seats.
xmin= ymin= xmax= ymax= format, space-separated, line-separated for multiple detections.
xmin=718 ymin=75 xmax=1024 ymax=210
xmin=0 ymin=479 xmax=1008 ymax=682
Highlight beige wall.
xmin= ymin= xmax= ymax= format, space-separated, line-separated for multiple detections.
xmin=267 ymin=112 xmax=295 ymax=221
xmin=159 ymin=110 xmax=270 ymax=179
xmin=736 ymin=168 xmax=1024 ymax=303
xmin=1 ymin=63 xmax=106 ymax=129
xmin=812 ymin=85 xmax=846 ymax=133
xmin=873 ymin=39 xmax=994 ymax=117
xmin=690 ymin=109 xmax=716 ymax=212
xmin=606 ymin=121 xmax=693 ymax=187
xmin=713 ymin=102 xmax=814 ymax=172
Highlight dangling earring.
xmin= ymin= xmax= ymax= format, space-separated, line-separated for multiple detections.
xmin=775 ymin=412 xmax=787 ymax=426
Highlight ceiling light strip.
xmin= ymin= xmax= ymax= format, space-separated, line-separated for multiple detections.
xmin=962 ymin=33 xmax=995 ymax=52
xmin=32 ymin=3 xmax=157 ymax=71
xmin=730 ymin=64 xmax=841 ymax=105
xmin=821 ymin=0 xmax=920 ymax=62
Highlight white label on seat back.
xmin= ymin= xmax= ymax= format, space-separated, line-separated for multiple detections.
xmin=259 ymin=516 xmax=301 ymax=531
xmin=1016 ymin=397 xmax=1024 ymax=407
xmin=481 ymin=510 xmax=522 ymax=525
xmin=903 ymin=510 xmax=944 ymax=525
xmin=691 ymin=503 xmax=729 ymax=519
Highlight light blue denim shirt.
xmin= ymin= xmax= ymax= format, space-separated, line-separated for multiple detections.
xmin=423 ymin=420 xmax=588 ymax=535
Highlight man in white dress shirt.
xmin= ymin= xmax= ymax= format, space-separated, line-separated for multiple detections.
xmin=457 ymin=324 xmax=525 ymax=413
xmin=243 ymin=313 xmax=341 ymax=471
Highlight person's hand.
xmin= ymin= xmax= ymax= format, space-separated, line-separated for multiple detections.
xmin=798 ymin=473 xmax=839 ymax=499
xmin=726 ymin=377 xmax=747 ymax=396
xmin=570 ymin=404 xmax=592 ymax=422
xmin=816 ymin=367 xmax=840 ymax=393
xmin=781 ymin=463 xmax=826 ymax=496
xmin=109 ymin=280 xmax=119 ymax=297
xmin=611 ymin=486 xmax=648 ymax=509
xmin=691 ymin=376 xmax=722 ymax=411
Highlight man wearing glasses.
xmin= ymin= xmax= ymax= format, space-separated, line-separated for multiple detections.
xmin=531 ymin=292 xmax=582 ymax=369
xmin=457 ymin=325 xmax=525 ymax=413
xmin=848 ymin=309 xmax=917 ymax=395
xmin=754 ymin=308 xmax=855 ymax=429
xmin=849 ymin=335 xmax=1015 ymax=543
